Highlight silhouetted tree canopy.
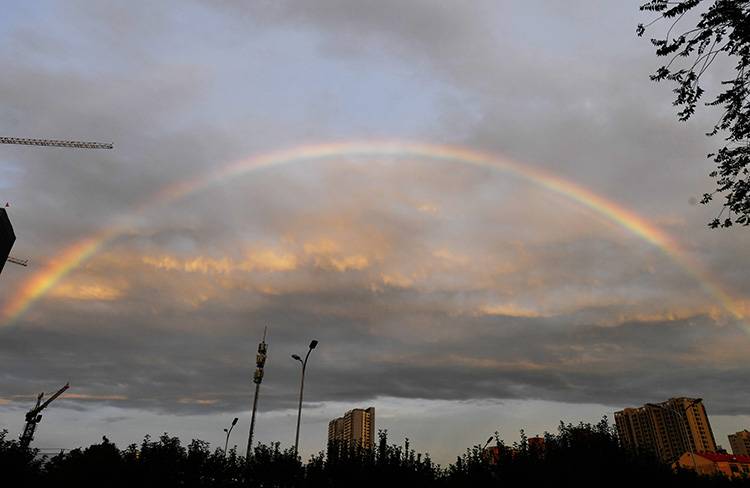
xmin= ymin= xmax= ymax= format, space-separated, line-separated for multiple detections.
xmin=638 ymin=0 xmax=750 ymax=228
xmin=3 ymin=418 xmax=750 ymax=487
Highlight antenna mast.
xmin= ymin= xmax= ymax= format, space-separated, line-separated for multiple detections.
xmin=247 ymin=327 xmax=268 ymax=456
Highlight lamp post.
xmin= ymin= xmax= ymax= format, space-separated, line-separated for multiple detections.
xmin=292 ymin=339 xmax=318 ymax=457
xmin=223 ymin=417 xmax=239 ymax=457
xmin=482 ymin=436 xmax=494 ymax=450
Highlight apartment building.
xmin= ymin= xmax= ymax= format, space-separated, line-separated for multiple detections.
xmin=328 ymin=407 xmax=375 ymax=448
xmin=614 ymin=397 xmax=716 ymax=462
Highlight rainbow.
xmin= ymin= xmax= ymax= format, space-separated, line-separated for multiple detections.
xmin=2 ymin=140 xmax=744 ymax=324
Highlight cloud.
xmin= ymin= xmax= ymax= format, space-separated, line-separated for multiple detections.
xmin=49 ymin=282 xmax=124 ymax=301
xmin=63 ymin=393 xmax=128 ymax=401
xmin=141 ymin=249 xmax=299 ymax=274
xmin=478 ymin=304 xmax=542 ymax=318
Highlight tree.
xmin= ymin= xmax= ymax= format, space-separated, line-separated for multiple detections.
xmin=638 ymin=0 xmax=750 ymax=227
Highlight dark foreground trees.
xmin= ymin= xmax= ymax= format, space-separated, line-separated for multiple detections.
xmin=638 ymin=0 xmax=750 ymax=228
xmin=2 ymin=418 xmax=749 ymax=487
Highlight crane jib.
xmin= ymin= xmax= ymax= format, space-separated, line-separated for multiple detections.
xmin=0 ymin=137 xmax=113 ymax=149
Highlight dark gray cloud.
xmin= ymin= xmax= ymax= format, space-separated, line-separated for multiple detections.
xmin=2 ymin=297 xmax=748 ymax=415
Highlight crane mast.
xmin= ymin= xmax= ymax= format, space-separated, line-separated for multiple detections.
xmin=20 ymin=382 xmax=70 ymax=449
xmin=0 ymin=137 xmax=112 ymax=150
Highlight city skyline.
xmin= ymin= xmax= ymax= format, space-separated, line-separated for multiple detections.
xmin=0 ymin=0 xmax=749 ymax=466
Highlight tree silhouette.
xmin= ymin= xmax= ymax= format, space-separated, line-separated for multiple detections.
xmin=2 ymin=421 xmax=749 ymax=486
xmin=638 ymin=0 xmax=750 ymax=227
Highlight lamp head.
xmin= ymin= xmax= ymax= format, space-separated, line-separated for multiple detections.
xmin=291 ymin=354 xmax=302 ymax=361
xmin=232 ymin=417 xmax=238 ymax=426
xmin=309 ymin=340 xmax=318 ymax=350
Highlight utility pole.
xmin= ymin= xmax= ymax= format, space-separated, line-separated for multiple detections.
xmin=247 ymin=327 xmax=268 ymax=457
xmin=20 ymin=382 xmax=70 ymax=449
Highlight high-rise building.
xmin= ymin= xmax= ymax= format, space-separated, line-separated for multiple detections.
xmin=729 ymin=430 xmax=750 ymax=456
xmin=0 ymin=208 xmax=16 ymax=275
xmin=614 ymin=397 xmax=717 ymax=462
xmin=327 ymin=407 xmax=375 ymax=448
xmin=328 ymin=417 xmax=345 ymax=443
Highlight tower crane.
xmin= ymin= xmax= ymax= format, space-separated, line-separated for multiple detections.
xmin=6 ymin=256 xmax=28 ymax=267
xmin=20 ymin=382 xmax=70 ymax=449
xmin=0 ymin=135 xmax=112 ymax=276
xmin=0 ymin=136 xmax=112 ymax=150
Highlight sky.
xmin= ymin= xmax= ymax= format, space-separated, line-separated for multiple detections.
xmin=0 ymin=0 xmax=749 ymax=465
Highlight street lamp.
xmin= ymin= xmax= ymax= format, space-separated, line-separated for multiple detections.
xmin=292 ymin=339 xmax=318 ymax=457
xmin=223 ymin=417 xmax=239 ymax=457
xmin=482 ymin=436 xmax=495 ymax=450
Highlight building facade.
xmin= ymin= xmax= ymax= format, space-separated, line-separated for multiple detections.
xmin=327 ymin=417 xmax=345 ymax=443
xmin=729 ymin=430 xmax=750 ymax=457
xmin=614 ymin=397 xmax=717 ymax=462
xmin=327 ymin=407 xmax=375 ymax=448
xmin=676 ymin=452 xmax=750 ymax=478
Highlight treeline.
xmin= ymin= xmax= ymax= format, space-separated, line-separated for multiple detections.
xmin=1 ymin=418 xmax=747 ymax=487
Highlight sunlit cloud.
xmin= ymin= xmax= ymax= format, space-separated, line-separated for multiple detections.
xmin=431 ymin=248 xmax=470 ymax=266
xmin=416 ymin=202 xmax=440 ymax=214
xmin=48 ymin=282 xmax=124 ymax=301
xmin=178 ymin=398 xmax=220 ymax=406
xmin=63 ymin=393 xmax=128 ymax=401
xmin=379 ymin=272 xmax=415 ymax=289
xmin=142 ymin=255 xmax=234 ymax=274
xmin=142 ymin=250 xmax=298 ymax=275
xmin=478 ymin=303 xmax=542 ymax=318
xmin=241 ymin=249 xmax=298 ymax=272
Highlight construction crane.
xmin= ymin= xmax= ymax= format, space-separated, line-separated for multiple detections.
xmin=0 ymin=208 xmax=16 ymax=275
xmin=0 ymin=136 xmax=112 ymax=150
xmin=7 ymin=256 xmax=28 ymax=267
xmin=0 ymin=135 xmax=112 ymax=276
xmin=20 ymin=382 xmax=70 ymax=449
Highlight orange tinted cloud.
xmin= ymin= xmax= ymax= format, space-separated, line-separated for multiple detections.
xmin=49 ymin=282 xmax=124 ymax=301
xmin=478 ymin=303 xmax=541 ymax=318
xmin=142 ymin=249 xmax=297 ymax=274
xmin=178 ymin=398 xmax=219 ymax=405
xmin=241 ymin=249 xmax=298 ymax=272
xmin=302 ymin=238 xmax=370 ymax=271
xmin=416 ymin=202 xmax=440 ymax=214
xmin=432 ymin=248 xmax=469 ymax=266
xmin=63 ymin=393 xmax=128 ymax=401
